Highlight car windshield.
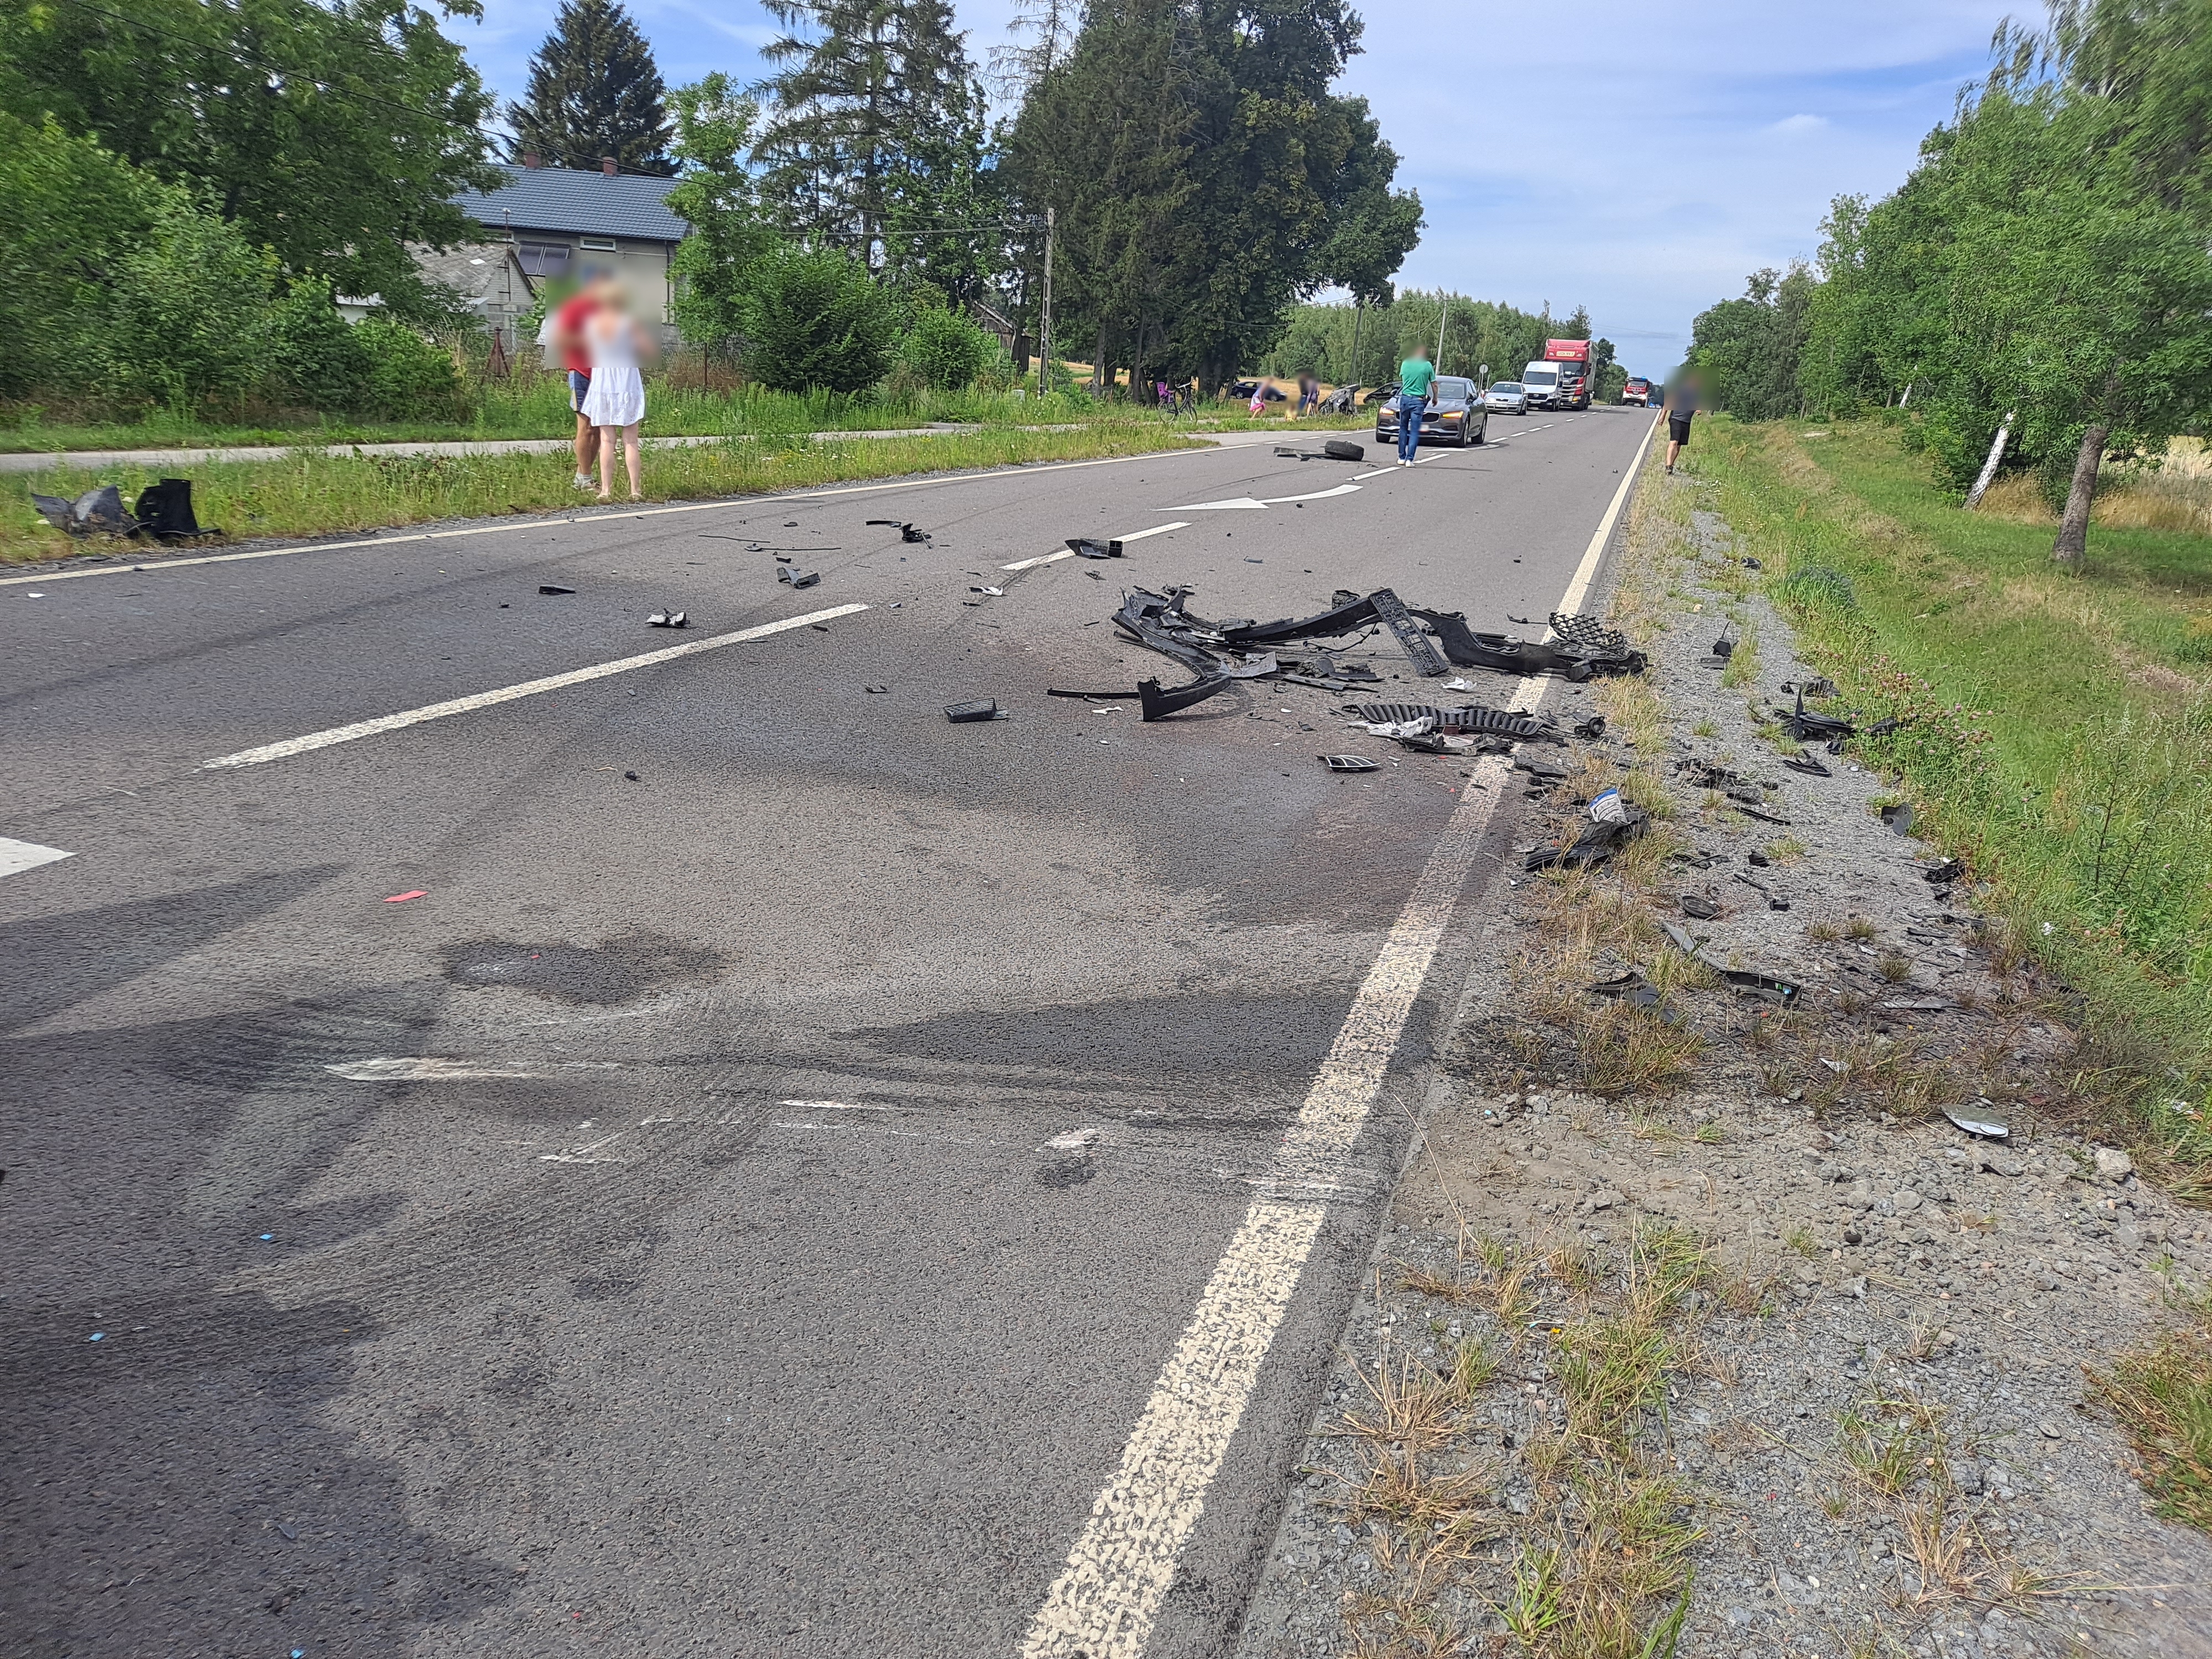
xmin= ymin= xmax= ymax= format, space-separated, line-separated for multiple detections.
xmin=1524 ymin=367 xmax=1557 ymax=384
xmin=1492 ymin=383 xmax=1523 ymax=394
xmin=1434 ymin=378 xmax=1473 ymax=401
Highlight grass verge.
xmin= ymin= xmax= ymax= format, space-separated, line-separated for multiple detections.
xmin=1689 ymin=416 xmax=2212 ymax=1164
xmin=2 ymin=423 xmax=1203 ymax=564
xmin=2086 ymin=1275 xmax=2212 ymax=1532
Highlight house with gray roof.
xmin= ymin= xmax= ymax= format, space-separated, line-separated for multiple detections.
xmin=420 ymin=158 xmax=689 ymax=351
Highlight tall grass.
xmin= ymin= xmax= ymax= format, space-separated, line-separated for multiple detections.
xmin=1 ymin=423 xmax=1202 ymax=561
xmin=1697 ymin=417 xmax=2212 ymax=1158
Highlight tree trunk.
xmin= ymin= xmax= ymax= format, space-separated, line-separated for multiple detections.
xmin=2052 ymin=424 xmax=2108 ymax=570
xmin=1963 ymin=411 xmax=2015 ymax=510
xmin=1093 ymin=321 xmax=1110 ymax=395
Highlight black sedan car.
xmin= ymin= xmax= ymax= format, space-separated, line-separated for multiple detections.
xmin=1374 ymin=375 xmax=1489 ymax=448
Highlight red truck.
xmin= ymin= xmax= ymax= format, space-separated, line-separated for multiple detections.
xmin=1543 ymin=338 xmax=1593 ymax=410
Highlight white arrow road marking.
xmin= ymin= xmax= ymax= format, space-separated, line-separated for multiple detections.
xmin=1002 ymin=521 xmax=1190 ymax=572
xmin=1020 ymin=410 xmax=1662 ymax=1659
xmin=200 ymin=604 xmax=867 ymax=770
xmin=1173 ymin=483 xmax=1363 ymax=511
xmin=0 ymin=837 xmax=74 ymax=880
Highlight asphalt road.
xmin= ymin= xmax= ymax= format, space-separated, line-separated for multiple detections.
xmin=1 ymin=406 xmax=1655 ymax=1658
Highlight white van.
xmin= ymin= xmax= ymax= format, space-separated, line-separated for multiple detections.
xmin=1521 ymin=361 xmax=1561 ymax=409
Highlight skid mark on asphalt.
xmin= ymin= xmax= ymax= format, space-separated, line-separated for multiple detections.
xmin=0 ymin=836 xmax=74 ymax=879
xmin=1019 ymin=411 xmax=1658 ymax=1659
xmin=200 ymin=603 xmax=866 ymax=769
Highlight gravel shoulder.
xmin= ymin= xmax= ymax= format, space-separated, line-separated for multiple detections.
xmin=1232 ymin=448 xmax=2212 ymax=1658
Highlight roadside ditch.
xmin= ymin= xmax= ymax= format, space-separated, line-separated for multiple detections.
xmin=1232 ymin=444 xmax=2212 ymax=1659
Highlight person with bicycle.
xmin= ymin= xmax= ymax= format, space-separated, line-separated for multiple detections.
xmin=1394 ymin=345 xmax=1435 ymax=466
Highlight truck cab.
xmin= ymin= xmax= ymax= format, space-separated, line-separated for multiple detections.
xmin=1542 ymin=338 xmax=1594 ymax=410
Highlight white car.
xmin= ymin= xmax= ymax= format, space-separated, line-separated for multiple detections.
xmin=1520 ymin=362 xmax=1561 ymax=409
xmin=1484 ymin=382 xmax=1530 ymax=415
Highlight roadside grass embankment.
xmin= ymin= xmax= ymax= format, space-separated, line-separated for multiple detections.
xmin=0 ymin=422 xmax=1209 ymax=565
xmin=0 ymin=373 xmax=1365 ymax=456
xmin=1693 ymin=416 xmax=2212 ymax=1174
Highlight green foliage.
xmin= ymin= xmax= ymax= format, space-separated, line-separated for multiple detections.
xmin=267 ymin=279 xmax=374 ymax=413
xmin=100 ymin=196 xmax=279 ymax=409
xmin=738 ymin=246 xmax=901 ymax=393
xmin=1262 ymin=290 xmax=1577 ymax=388
xmin=901 ymin=306 xmax=994 ymax=390
xmin=666 ymin=74 xmax=780 ymax=355
xmin=0 ymin=0 xmax=498 ymax=311
xmin=1005 ymin=0 xmax=1419 ymax=392
xmin=753 ymin=2 xmax=999 ymax=305
xmin=507 ymin=0 xmax=675 ymax=174
xmin=1690 ymin=265 xmax=1814 ymax=420
xmin=356 ymin=319 xmax=464 ymax=420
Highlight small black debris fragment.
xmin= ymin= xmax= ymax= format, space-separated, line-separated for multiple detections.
xmin=1067 ymin=538 xmax=1123 ymax=559
xmin=1572 ymin=714 xmax=1607 ymax=740
xmin=1680 ymin=894 xmax=1721 ymax=919
xmin=1778 ymin=688 xmax=1854 ymax=740
xmin=944 ymin=699 xmax=1005 ymax=723
xmin=864 ymin=685 xmax=889 ymax=693
xmin=1738 ymin=805 xmax=1793 ymax=826
xmin=1507 ymin=614 xmax=1532 ymax=625
xmin=646 ymin=608 xmax=687 ymax=628
xmin=1924 ymin=858 xmax=1964 ymax=884
xmin=539 ymin=584 xmax=575 ymax=595
xmin=1743 ymin=557 xmax=1762 ymax=570
xmin=623 ymin=770 xmax=640 ymax=781
xmin=779 ymin=568 xmax=821 ymax=589
xmin=1711 ymin=637 xmax=1735 ymax=660
xmin=1881 ymin=802 xmax=1914 ymax=836
xmin=868 ymin=519 xmax=931 ymax=544
xmin=1321 ymin=755 xmax=1380 ymax=773
xmin=1782 ymin=752 xmax=1832 ymax=777
xmin=1588 ymin=971 xmax=1662 ymax=1010
xmin=970 ymin=585 xmax=1005 ymax=596
xmin=1867 ymin=716 xmax=1905 ymax=738
xmin=1747 ymin=849 xmax=1770 ymax=867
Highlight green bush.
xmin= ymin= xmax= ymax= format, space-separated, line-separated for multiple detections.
xmin=901 ymin=306 xmax=994 ymax=391
xmin=267 ymin=278 xmax=373 ymax=412
xmin=738 ymin=247 xmax=900 ymax=394
xmin=356 ymin=318 xmax=463 ymax=420
xmin=98 ymin=195 xmax=276 ymax=410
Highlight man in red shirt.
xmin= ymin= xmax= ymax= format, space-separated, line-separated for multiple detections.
xmin=552 ymin=286 xmax=602 ymax=490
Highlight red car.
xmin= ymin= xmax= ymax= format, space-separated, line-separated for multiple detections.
xmin=1622 ymin=378 xmax=1653 ymax=406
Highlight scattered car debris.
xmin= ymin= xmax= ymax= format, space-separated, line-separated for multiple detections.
xmin=132 ymin=478 xmax=221 ymax=541
xmin=1225 ymin=652 xmax=1279 ymax=679
xmin=539 ymin=584 xmax=576 ymax=595
xmin=1780 ymin=677 xmax=1839 ymax=698
xmin=1778 ymin=688 xmax=1855 ymax=740
xmin=1885 ymin=996 xmax=1954 ymax=1012
xmin=1588 ymin=786 xmax=1628 ymax=823
xmin=1588 ymin=969 xmax=1662 ymax=1009
xmin=1736 ymin=804 xmax=1793 ymax=826
xmin=1924 ymin=858 xmax=1964 ymax=884
xmin=624 ymin=770 xmax=640 ymax=781
xmin=1067 ymin=538 xmax=1124 ymax=559
xmin=1527 ymin=801 xmax=1649 ymax=871
xmin=1661 ymin=921 xmax=1802 ymax=1005
xmin=1881 ymin=802 xmax=1914 ymax=836
xmin=1272 ymin=439 xmax=1366 ymax=462
xmin=30 ymin=483 xmax=138 ymax=538
xmin=646 ymin=608 xmax=687 ymax=628
xmin=1747 ymin=848 xmax=1770 ymax=867
xmin=1572 ymin=714 xmax=1606 ymax=740
xmin=1782 ymin=752 xmax=1832 ymax=777
xmin=778 ymin=567 xmax=821 ymax=589
xmin=970 ymin=585 xmax=1005 ymax=597
xmin=864 ymin=685 xmax=889 ymax=693
xmin=1680 ymin=893 xmax=1722 ymax=919
xmin=1356 ymin=702 xmax=1566 ymax=744
xmin=1370 ymin=587 xmax=1450 ymax=677
xmin=868 ymin=519 xmax=931 ymax=544
xmin=1942 ymin=1103 xmax=2010 ymax=1140
xmin=943 ymin=699 xmax=1005 ymax=723
xmin=1412 ymin=609 xmax=1646 ymax=681
xmin=1742 ymin=556 xmax=1762 ymax=570
xmin=1515 ymin=755 xmax=1571 ymax=781
xmin=1710 ymin=635 xmax=1735 ymax=660
xmin=1320 ymin=754 xmax=1380 ymax=772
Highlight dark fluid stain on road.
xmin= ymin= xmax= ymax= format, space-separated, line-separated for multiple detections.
xmin=442 ymin=935 xmax=725 ymax=1005
xmin=1036 ymin=1156 xmax=1097 ymax=1188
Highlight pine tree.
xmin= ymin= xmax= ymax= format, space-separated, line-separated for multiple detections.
xmin=987 ymin=0 xmax=1083 ymax=100
xmin=752 ymin=0 xmax=990 ymax=286
xmin=508 ymin=0 xmax=676 ymax=176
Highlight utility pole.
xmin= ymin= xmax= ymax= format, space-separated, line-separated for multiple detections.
xmin=1436 ymin=294 xmax=1448 ymax=371
xmin=1349 ymin=302 xmax=1362 ymax=399
xmin=1038 ymin=206 xmax=1055 ymax=399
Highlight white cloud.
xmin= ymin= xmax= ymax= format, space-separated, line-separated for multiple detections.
xmin=1767 ymin=113 xmax=1831 ymax=136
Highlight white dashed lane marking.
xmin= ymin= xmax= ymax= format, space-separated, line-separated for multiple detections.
xmin=0 ymin=837 xmax=74 ymax=880
xmin=200 ymin=604 xmax=868 ymax=770
xmin=1019 ymin=411 xmax=1660 ymax=1659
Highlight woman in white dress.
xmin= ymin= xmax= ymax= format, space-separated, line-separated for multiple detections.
xmin=578 ymin=281 xmax=655 ymax=502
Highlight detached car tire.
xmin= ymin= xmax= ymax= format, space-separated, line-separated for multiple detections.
xmin=1323 ymin=439 xmax=1365 ymax=462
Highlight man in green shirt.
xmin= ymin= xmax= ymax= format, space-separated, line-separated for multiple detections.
xmin=1394 ymin=346 xmax=1436 ymax=465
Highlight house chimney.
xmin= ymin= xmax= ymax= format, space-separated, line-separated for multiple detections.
xmin=521 ymin=151 xmax=541 ymax=169
xmin=601 ymin=156 xmax=618 ymax=177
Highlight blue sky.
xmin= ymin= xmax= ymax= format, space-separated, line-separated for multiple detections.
xmin=455 ymin=0 xmax=2022 ymax=377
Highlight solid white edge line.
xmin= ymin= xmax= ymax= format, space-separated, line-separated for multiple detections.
xmin=0 ymin=836 xmax=75 ymax=879
xmin=200 ymin=603 xmax=868 ymax=769
xmin=0 ymin=445 xmax=1230 ymax=589
xmin=1550 ymin=411 xmax=1662 ymax=628
xmin=1018 ymin=421 xmax=1658 ymax=1659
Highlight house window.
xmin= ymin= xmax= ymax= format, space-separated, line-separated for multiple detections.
xmin=515 ymin=242 xmax=572 ymax=279
xmin=578 ymin=236 xmax=617 ymax=252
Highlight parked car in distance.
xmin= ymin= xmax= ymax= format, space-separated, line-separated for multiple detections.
xmin=1374 ymin=375 xmax=1489 ymax=448
xmin=1484 ymin=381 xmax=1529 ymax=415
xmin=1230 ymin=379 xmax=1288 ymax=403
xmin=1621 ymin=378 xmax=1653 ymax=406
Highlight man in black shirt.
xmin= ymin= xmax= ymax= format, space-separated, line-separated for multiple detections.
xmin=1665 ymin=377 xmax=1699 ymax=474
